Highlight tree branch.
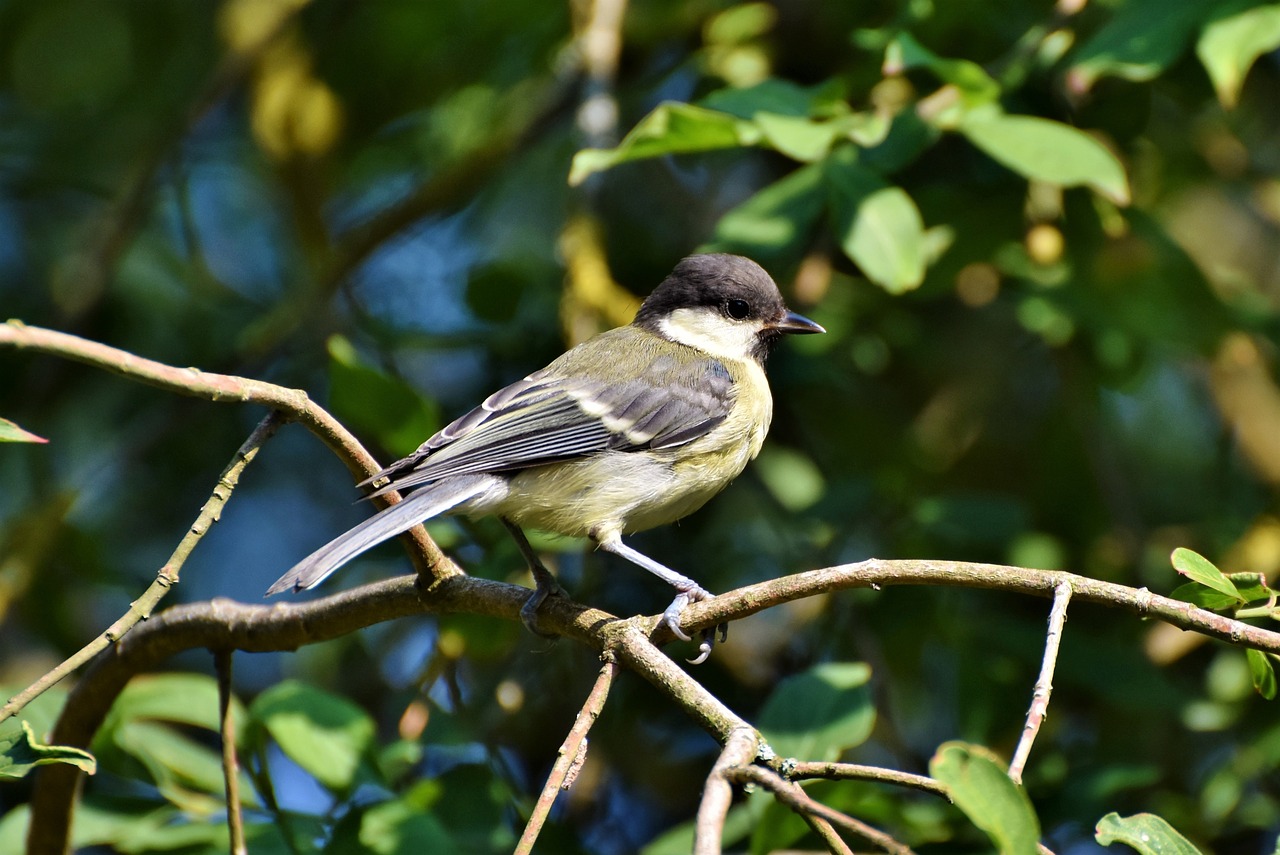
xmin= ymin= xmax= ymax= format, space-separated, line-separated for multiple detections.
xmin=1009 ymin=580 xmax=1072 ymax=784
xmin=0 ymin=319 xmax=454 ymax=581
xmin=515 ymin=658 xmax=619 ymax=854
xmin=724 ymin=764 xmax=915 ymax=855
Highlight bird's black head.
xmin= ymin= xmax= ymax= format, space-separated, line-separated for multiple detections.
xmin=634 ymin=254 xmax=823 ymax=362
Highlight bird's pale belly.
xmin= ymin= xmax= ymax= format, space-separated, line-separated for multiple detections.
xmin=492 ymin=442 xmax=753 ymax=540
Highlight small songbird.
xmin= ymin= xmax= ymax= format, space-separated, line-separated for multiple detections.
xmin=267 ymin=253 xmax=823 ymax=659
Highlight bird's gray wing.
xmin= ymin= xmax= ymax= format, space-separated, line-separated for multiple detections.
xmin=361 ymin=346 xmax=737 ymax=499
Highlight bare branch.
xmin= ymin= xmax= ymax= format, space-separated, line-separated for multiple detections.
xmin=1009 ymin=581 xmax=1073 ymax=784
xmin=678 ymin=558 xmax=1280 ymax=657
xmin=694 ymin=726 xmax=759 ymax=855
xmin=215 ymin=650 xmax=247 ymax=855
xmin=724 ymin=764 xmax=916 ymax=855
xmin=515 ymin=658 xmax=620 ymax=855
xmin=783 ymin=761 xmax=950 ymax=800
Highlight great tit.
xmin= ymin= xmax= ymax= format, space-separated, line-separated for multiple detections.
xmin=267 ymin=253 xmax=823 ymax=659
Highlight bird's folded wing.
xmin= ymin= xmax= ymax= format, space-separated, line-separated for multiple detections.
xmin=362 ymin=350 xmax=736 ymax=498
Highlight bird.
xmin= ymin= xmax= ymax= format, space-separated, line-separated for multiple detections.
xmin=266 ymin=253 xmax=823 ymax=660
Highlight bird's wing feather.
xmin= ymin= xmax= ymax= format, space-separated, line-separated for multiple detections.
xmin=361 ymin=333 xmax=737 ymax=498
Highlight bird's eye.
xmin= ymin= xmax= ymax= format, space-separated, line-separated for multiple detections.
xmin=725 ymin=298 xmax=751 ymax=320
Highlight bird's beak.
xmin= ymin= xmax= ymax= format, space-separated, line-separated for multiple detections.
xmin=770 ymin=310 xmax=825 ymax=335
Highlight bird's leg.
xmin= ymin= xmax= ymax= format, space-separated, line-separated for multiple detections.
xmin=592 ymin=531 xmax=727 ymax=663
xmin=501 ymin=518 xmax=565 ymax=638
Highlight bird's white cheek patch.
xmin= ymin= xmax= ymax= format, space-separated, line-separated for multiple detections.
xmin=658 ymin=308 xmax=760 ymax=362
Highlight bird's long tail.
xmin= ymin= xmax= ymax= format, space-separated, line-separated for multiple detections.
xmin=265 ymin=474 xmax=494 ymax=596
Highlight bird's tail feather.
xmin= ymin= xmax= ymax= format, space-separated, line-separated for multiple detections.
xmin=265 ymin=475 xmax=493 ymax=596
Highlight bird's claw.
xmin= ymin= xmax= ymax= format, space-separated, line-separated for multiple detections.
xmin=661 ymin=586 xmax=728 ymax=663
xmin=521 ymin=571 xmax=568 ymax=639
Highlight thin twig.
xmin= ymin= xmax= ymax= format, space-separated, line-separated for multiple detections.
xmin=724 ymin=765 xmax=916 ymax=855
xmin=0 ymin=411 xmax=284 ymax=724
xmin=783 ymin=761 xmax=950 ymax=800
xmin=515 ymin=658 xmax=620 ymax=855
xmin=693 ymin=726 xmax=759 ymax=855
xmin=801 ymin=814 xmax=856 ymax=855
xmin=1009 ymin=580 xmax=1073 ymax=784
xmin=215 ymin=649 xmax=247 ymax=855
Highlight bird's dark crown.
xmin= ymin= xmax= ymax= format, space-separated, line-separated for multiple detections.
xmin=633 ymin=253 xmax=787 ymax=330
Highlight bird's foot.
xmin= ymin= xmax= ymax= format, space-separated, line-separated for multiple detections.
xmin=520 ymin=567 xmax=568 ymax=639
xmin=662 ymin=585 xmax=728 ymax=664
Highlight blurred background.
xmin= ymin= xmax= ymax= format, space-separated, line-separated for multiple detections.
xmin=2 ymin=0 xmax=1280 ymax=852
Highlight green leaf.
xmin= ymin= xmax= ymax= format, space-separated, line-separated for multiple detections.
xmin=959 ymin=112 xmax=1130 ymax=204
xmin=1246 ymin=649 xmax=1277 ymax=700
xmin=1169 ymin=582 xmax=1239 ymax=611
xmin=1171 ymin=547 xmax=1242 ymax=602
xmin=1226 ymin=572 xmax=1273 ymax=604
xmin=0 ymin=721 xmax=95 ymax=778
xmin=700 ymin=78 xmax=844 ymax=120
xmin=826 ymin=153 xmax=927 ymax=293
xmin=707 ymin=163 xmax=825 ymax=258
xmin=886 ymin=32 xmax=1001 ymax=105
xmin=569 ymin=102 xmax=758 ymax=185
xmin=1069 ymin=0 xmax=1215 ymax=92
xmin=114 ymin=720 xmax=258 ymax=814
xmin=930 ymin=742 xmax=1040 ymax=855
xmin=1197 ymin=4 xmax=1280 ymax=108
xmin=328 ymin=335 xmax=440 ymax=457
xmin=758 ymin=662 xmax=875 ymax=761
xmin=751 ymin=112 xmax=841 ymax=162
xmin=0 ymin=416 xmax=47 ymax=444
xmin=250 ymin=680 xmax=377 ymax=793
xmin=1096 ymin=811 xmax=1204 ymax=854
xmin=354 ymin=798 xmax=455 ymax=853
xmin=98 ymin=673 xmax=234 ymax=738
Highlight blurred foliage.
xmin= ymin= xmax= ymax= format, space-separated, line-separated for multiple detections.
xmin=3 ymin=0 xmax=1280 ymax=852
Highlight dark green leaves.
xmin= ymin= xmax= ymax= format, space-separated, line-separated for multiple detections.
xmin=758 ymin=662 xmax=875 ymax=761
xmin=327 ymin=335 xmax=440 ymax=457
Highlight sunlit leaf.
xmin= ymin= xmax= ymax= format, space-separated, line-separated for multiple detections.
xmin=251 ymin=680 xmax=377 ymax=794
xmin=886 ymin=32 xmax=1001 ymax=105
xmin=0 ymin=721 xmax=95 ymax=779
xmin=758 ymin=662 xmax=875 ymax=761
xmin=1171 ymin=547 xmax=1242 ymax=602
xmin=959 ymin=112 xmax=1130 ymax=204
xmin=1246 ymin=649 xmax=1277 ymax=700
xmin=1197 ymin=4 xmax=1280 ymax=108
xmin=751 ymin=112 xmax=841 ymax=162
xmin=826 ymin=152 xmax=927 ymax=293
xmin=569 ymin=102 xmax=758 ymax=185
xmin=0 ymin=417 xmax=47 ymax=444
xmin=930 ymin=742 xmax=1040 ymax=855
xmin=1096 ymin=811 xmax=1204 ymax=854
